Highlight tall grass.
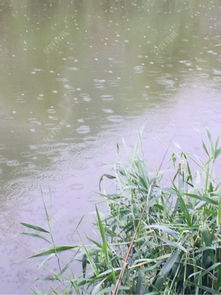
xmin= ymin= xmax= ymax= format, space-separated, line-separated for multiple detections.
xmin=22 ymin=131 xmax=221 ymax=294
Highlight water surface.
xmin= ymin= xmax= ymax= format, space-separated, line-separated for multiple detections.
xmin=0 ymin=0 xmax=221 ymax=292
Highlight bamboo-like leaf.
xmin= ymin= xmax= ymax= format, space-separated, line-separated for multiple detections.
xmin=145 ymin=224 xmax=179 ymax=238
xmin=173 ymin=186 xmax=192 ymax=227
xmin=160 ymin=237 xmax=187 ymax=253
xmin=201 ymin=262 xmax=221 ymax=277
xmin=134 ymin=271 xmax=143 ymax=295
xmin=99 ymin=174 xmax=116 ymax=191
xmin=187 ymin=282 xmax=220 ymax=294
xmin=154 ymin=250 xmax=180 ymax=290
xmin=87 ymin=236 xmax=102 ymax=248
xmin=82 ymin=253 xmax=87 ymax=278
xmin=214 ymin=148 xmax=221 ymax=161
xmin=206 ymin=129 xmax=212 ymax=144
xmin=96 ymin=285 xmax=129 ymax=294
xmin=215 ymin=261 xmax=221 ymax=290
xmin=21 ymin=222 xmax=49 ymax=233
xmin=201 ymin=228 xmax=212 ymax=247
xmin=30 ymin=245 xmax=76 ymax=258
xmin=158 ymin=250 xmax=180 ymax=277
xmin=96 ymin=267 xmax=120 ymax=279
xmin=96 ymin=206 xmax=109 ymax=266
xmin=202 ymin=140 xmax=209 ymax=157
xmin=21 ymin=232 xmax=51 ymax=243
xmin=185 ymin=193 xmax=218 ymax=205
xmin=82 ymin=244 xmax=98 ymax=275
xmin=71 ymin=279 xmax=81 ymax=295
xmin=91 ymin=278 xmax=106 ymax=295
xmin=218 ymin=193 xmax=221 ymax=226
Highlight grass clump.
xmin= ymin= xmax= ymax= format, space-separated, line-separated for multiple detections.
xmin=22 ymin=131 xmax=221 ymax=294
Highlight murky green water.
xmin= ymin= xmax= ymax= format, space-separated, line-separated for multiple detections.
xmin=0 ymin=0 xmax=221 ymax=292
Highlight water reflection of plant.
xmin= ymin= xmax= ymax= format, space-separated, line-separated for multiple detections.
xmin=22 ymin=131 xmax=221 ymax=294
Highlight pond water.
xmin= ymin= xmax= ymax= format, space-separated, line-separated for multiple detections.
xmin=0 ymin=0 xmax=221 ymax=293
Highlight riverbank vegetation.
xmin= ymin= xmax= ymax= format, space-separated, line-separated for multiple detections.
xmin=22 ymin=131 xmax=221 ymax=294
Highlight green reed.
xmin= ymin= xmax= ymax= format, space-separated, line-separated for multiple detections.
xmin=22 ymin=130 xmax=221 ymax=294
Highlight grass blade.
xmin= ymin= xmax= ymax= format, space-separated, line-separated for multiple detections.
xmin=96 ymin=206 xmax=109 ymax=266
xmin=21 ymin=232 xmax=51 ymax=243
xmin=30 ymin=245 xmax=77 ymax=258
xmin=21 ymin=222 xmax=49 ymax=233
xmin=173 ymin=185 xmax=192 ymax=227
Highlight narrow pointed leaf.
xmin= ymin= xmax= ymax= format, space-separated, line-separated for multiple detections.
xmin=218 ymin=193 xmax=221 ymax=225
xmin=21 ymin=232 xmax=51 ymax=243
xmin=30 ymin=245 xmax=76 ymax=258
xmin=21 ymin=222 xmax=49 ymax=233
xmin=173 ymin=186 xmax=192 ymax=226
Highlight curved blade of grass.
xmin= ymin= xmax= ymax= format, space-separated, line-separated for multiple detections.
xmin=154 ymin=250 xmax=180 ymax=290
xmin=185 ymin=193 xmax=218 ymax=205
xmin=92 ymin=278 xmax=107 ymax=295
xmin=21 ymin=222 xmax=49 ymax=233
xmin=87 ymin=236 xmax=102 ymax=248
xmin=159 ymin=250 xmax=180 ymax=277
xmin=96 ymin=206 xmax=109 ymax=266
xmin=215 ymin=262 xmax=221 ymax=290
xmin=82 ymin=244 xmax=98 ymax=276
xmin=187 ymin=282 xmax=221 ymax=294
xmin=145 ymin=224 xmax=179 ymax=238
xmin=202 ymin=140 xmax=210 ymax=157
xmin=160 ymin=237 xmax=187 ymax=253
xmin=30 ymin=245 xmax=77 ymax=258
xmin=218 ymin=193 xmax=221 ymax=225
xmin=21 ymin=232 xmax=51 ymax=243
xmin=215 ymin=148 xmax=221 ymax=160
xmin=99 ymin=174 xmax=116 ymax=191
xmin=201 ymin=228 xmax=213 ymax=247
xmin=173 ymin=185 xmax=192 ymax=227
xmin=201 ymin=262 xmax=221 ymax=277
xmin=70 ymin=279 xmax=81 ymax=295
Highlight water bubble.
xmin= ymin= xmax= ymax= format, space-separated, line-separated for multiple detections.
xmin=207 ymin=50 xmax=217 ymax=55
xmin=6 ymin=160 xmax=20 ymax=167
xmin=102 ymin=108 xmax=114 ymax=114
xmin=94 ymin=79 xmax=106 ymax=89
xmin=76 ymin=125 xmax=90 ymax=134
xmin=134 ymin=65 xmax=144 ymax=74
xmin=101 ymin=94 xmax=113 ymax=101
xmin=213 ymin=69 xmax=221 ymax=75
xmin=47 ymin=108 xmax=56 ymax=114
xmin=80 ymin=93 xmax=92 ymax=102
xmin=68 ymin=66 xmax=78 ymax=71
xmin=107 ymin=115 xmax=123 ymax=123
